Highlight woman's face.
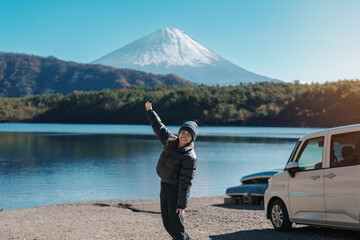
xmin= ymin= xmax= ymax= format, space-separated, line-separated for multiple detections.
xmin=179 ymin=130 xmax=192 ymax=146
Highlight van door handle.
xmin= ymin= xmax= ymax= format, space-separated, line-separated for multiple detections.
xmin=311 ymin=175 xmax=320 ymax=180
xmin=325 ymin=173 xmax=336 ymax=179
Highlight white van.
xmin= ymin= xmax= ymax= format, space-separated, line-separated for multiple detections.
xmin=264 ymin=124 xmax=360 ymax=231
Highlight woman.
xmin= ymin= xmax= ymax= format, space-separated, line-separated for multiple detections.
xmin=145 ymin=101 xmax=197 ymax=240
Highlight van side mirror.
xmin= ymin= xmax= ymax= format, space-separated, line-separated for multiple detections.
xmin=285 ymin=162 xmax=299 ymax=178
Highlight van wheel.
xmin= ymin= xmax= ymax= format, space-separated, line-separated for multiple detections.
xmin=270 ymin=200 xmax=292 ymax=231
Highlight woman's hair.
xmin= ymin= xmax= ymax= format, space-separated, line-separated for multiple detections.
xmin=164 ymin=137 xmax=179 ymax=154
xmin=164 ymin=135 xmax=194 ymax=154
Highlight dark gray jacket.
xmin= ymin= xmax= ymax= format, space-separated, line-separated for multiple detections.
xmin=147 ymin=110 xmax=197 ymax=209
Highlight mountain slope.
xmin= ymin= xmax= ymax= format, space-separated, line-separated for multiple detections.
xmin=0 ymin=52 xmax=193 ymax=97
xmin=93 ymin=28 xmax=281 ymax=85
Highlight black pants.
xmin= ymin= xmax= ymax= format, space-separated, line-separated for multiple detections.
xmin=160 ymin=182 xmax=192 ymax=240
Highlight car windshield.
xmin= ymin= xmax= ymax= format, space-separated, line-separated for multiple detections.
xmin=286 ymin=141 xmax=301 ymax=165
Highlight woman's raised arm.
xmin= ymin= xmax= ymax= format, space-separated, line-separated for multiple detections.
xmin=145 ymin=102 xmax=175 ymax=145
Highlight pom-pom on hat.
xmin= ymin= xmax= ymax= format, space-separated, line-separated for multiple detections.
xmin=179 ymin=121 xmax=198 ymax=142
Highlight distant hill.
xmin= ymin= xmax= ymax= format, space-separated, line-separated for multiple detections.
xmin=1 ymin=81 xmax=360 ymax=127
xmin=0 ymin=52 xmax=193 ymax=97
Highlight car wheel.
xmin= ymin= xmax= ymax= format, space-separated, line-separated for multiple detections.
xmin=270 ymin=199 xmax=292 ymax=231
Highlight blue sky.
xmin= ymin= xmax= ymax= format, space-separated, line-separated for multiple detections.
xmin=1 ymin=0 xmax=359 ymax=83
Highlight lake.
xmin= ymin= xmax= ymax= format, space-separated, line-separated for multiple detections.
xmin=0 ymin=123 xmax=322 ymax=210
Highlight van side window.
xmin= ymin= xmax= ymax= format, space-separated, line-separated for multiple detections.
xmin=330 ymin=131 xmax=360 ymax=168
xmin=296 ymin=137 xmax=324 ymax=170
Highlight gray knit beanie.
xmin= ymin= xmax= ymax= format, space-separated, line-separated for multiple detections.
xmin=179 ymin=121 xmax=198 ymax=142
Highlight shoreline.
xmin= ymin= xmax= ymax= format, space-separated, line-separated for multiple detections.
xmin=1 ymin=196 xmax=358 ymax=240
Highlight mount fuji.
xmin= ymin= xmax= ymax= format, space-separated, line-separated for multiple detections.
xmin=92 ymin=28 xmax=281 ymax=85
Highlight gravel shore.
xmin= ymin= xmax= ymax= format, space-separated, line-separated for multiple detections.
xmin=1 ymin=196 xmax=359 ymax=240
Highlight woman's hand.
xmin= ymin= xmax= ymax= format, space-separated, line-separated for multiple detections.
xmin=145 ymin=102 xmax=152 ymax=111
xmin=176 ymin=208 xmax=185 ymax=219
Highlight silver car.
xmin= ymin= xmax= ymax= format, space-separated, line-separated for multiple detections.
xmin=265 ymin=124 xmax=360 ymax=231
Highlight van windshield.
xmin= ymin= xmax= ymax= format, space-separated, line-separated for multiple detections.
xmin=286 ymin=141 xmax=301 ymax=165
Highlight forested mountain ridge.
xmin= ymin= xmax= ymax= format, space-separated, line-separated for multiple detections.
xmin=0 ymin=52 xmax=193 ymax=97
xmin=1 ymin=80 xmax=360 ymax=127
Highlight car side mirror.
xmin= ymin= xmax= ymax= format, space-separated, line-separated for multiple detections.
xmin=285 ymin=162 xmax=299 ymax=178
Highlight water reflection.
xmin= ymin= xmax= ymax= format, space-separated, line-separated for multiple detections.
xmin=0 ymin=131 xmax=297 ymax=210
xmin=1 ymin=133 xmax=157 ymax=171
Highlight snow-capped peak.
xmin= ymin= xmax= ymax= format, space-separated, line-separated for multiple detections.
xmin=92 ymin=28 xmax=281 ymax=85
xmin=94 ymin=28 xmax=221 ymax=68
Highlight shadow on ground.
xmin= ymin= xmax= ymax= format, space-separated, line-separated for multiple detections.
xmin=210 ymin=226 xmax=360 ymax=240
xmin=211 ymin=204 xmax=264 ymax=211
